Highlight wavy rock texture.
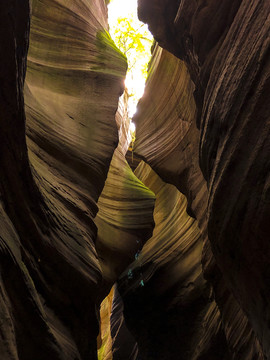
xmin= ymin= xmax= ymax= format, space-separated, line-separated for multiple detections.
xmin=97 ymin=287 xmax=114 ymax=360
xmin=95 ymin=94 xmax=155 ymax=359
xmin=1 ymin=0 xmax=269 ymax=359
xmin=117 ymin=162 xmax=229 ymax=360
xmin=110 ymin=286 xmax=139 ymax=360
xmin=0 ymin=0 xmax=127 ymax=359
xmin=134 ymin=43 xmax=206 ymax=227
xmin=135 ymin=0 xmax=269 ymax=358
xmin=95 ymin=93 xmax=155 ymax=296
xmin=99 ymin=285 xmax=139 ymax=360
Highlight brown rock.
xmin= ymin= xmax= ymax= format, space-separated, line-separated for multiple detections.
xmin=135 ymin=0 xmax=269 ymax=358
xmin=0 ymin=0 xmax=126 ymax=359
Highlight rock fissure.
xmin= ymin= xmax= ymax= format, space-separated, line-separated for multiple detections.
xmin=0 ymin=0 xmax=269 ymax=359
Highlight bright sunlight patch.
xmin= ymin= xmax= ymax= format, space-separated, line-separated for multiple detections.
xmin=108 ymin=0 xmax=153 ymax=118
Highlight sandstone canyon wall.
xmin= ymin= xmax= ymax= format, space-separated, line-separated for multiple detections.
xmin=131 ymin=0 xmax=269 ymax=358
xmin=132 ymin=42 xmax=265 ymax=360
xmin=0 ymin=0 xmax=269 ymax=360
xmin=0 ymin=0 xmax=128 ymax=359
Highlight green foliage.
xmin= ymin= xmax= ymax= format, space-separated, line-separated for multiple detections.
xmin=108 ymin=3 xmax=153 ymax=116
xmin=111 ymin=16 xmax=152 ymax=75
xmin=113 ymin=17 xmax=149 ymax=55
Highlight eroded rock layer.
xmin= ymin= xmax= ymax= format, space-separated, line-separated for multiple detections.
xmin=0 ymin=1 xmax=127 ymax=359
xmin=95 ymin=95 xmax=155 ymax=295
xmin=135 ymin=0 xmax=269 ymax=358
xmin=97 ymin=287 xmax=114 ymax=360
xmin=134 ymin=43 xmax=207 ymax=225
xmin=117 ymin=162 xmax=229 ymax=360
xmin=99 ymin=285 xmax=139 ymax=360
xmin=95 ymin=94 xmax=155 ymax=359
xmin=0 ymin=0 xmax=269 ymax=359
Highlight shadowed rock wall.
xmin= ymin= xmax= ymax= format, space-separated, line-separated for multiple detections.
xmin=133 ymin=40 xmax=265 ymax=360
xmin=95 ymin=92 xmax=155 ymax=360
xmin=0 ymin=0 xmax=127 ymax=359
xmin=133 ymin=0 xmax=269 ymax=358
xmin=95 ymin=94 xmax=155 ymax=297
xmin=118 ymin=162 xmax=229 ymax=360
xmin=0 ymin=0 xmax=269 ymax=359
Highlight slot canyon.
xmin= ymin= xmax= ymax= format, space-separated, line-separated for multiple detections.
xmin=0 ymin=0 xmax=269 ymax=359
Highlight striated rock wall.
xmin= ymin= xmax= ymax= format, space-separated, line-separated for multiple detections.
xmin=0 ymin=0 xmax=127 ymax=359
xmin=95 ymin=93 xmax=155 ymax=360
xmin=95 ymin=95 xmax=155 ymax=297
xmin=97 ymin=287 xmax=114 ymax=360
xmin=134 ymin=43 xmax=206 ymax=226
xmin=135 ymin=0 xmax=269 ymax=358
xmin=118 ymin=162 xmax=229 ymax=360
xmin=0 ymin=0 xmax=269 ymax=359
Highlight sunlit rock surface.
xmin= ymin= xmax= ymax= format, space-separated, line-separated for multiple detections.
xmin=117 ymin=162 xmax=229 ymax=360
xmin=95 ymin=95 xmax=155 ymax=296
xmin=0 ymin=0 xmax=269 ymax=359
xmin=0 ymin=0 xmax=126 ymax=359
xmin=136 ymin=0 xmax=269 ymax=358
xmin=96 ymin=94 xmax=155 ymax=359
xmin=99 ymin=285 xmax=139 ymax=360
xmin=97 ymin=287 xmax=114 ymax=360
xmin=134 ymin=42 xmax=264 ymax=360
xmin=134 ymin=43 xmax=206 ymax=226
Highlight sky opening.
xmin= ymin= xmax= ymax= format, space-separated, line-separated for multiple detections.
xmin=108 ymin=0 xmax=153 ymax=119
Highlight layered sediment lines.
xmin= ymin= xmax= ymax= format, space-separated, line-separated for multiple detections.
xmin=135 ymin=0 xmax=269 ymax=358
xmin=96 ymin=95 xmax=155 ymax=359
xmin=134 ymin=44 xmax=207 ymax=226
xmin=0 ymin=0 xmax=127 ymax=359
xmin=118 ymin=162 xmax=228 ymax=360
xmin=95 ymin=95 xmax=155 ymax=294
xmin=0 ymin=0 xmax=269 ymax=359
